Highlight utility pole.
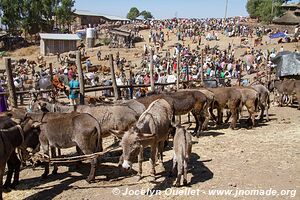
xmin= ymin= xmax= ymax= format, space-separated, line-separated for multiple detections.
xmin=225 ymin=0 xmax=229 ymax=19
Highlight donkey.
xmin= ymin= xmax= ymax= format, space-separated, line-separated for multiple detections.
xmin=171 ymin=125 xmax=192 ymax=186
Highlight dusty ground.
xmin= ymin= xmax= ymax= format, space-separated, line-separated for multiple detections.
xmin=3 ymin=103 xmax=300 ymax=200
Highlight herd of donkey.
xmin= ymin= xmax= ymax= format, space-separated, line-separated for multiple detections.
xmin=0 ymin=78 xmax=299 ymax=199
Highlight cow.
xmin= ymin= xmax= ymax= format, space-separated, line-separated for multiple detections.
xmin=252 ymin=84 xmax=270 ymax=121
xmin=120 ymin=99 xmax=174 ymax=180
xmin=208 ymin=87 xmax=242 ymax=129
xmin=170 ymin=125 xmax=192 ymax=186
xmin=0 ymin=118 xmax=39 ymax=200
xmin=26 ymin=112 xmax=102 ymax=183
xmin=136 ymin=90 xmax=208 ymax=135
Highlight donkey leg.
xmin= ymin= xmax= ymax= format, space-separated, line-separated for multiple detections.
xmin=11 ymin=154 xmax=21 ymax=189
xmin=81 ymin=148 xmax=97 ymax=183
xmin=1 ymin=163 xmax=6 ymax=200
xmin=183 ymin=159 xmax=188 ymax=186
xmin=191 ymin=111 xmax=199 ymax=135
xmin=41 ymin=145 xmax=50 ymax=179
xmin=150 ymin=145 xmax=157 ymax=178
xmin=174 ymin=156 xmax=183 ymax=187
xmin=51 ymin=147 xmax=58 ymax=175
xmin=3 ymin=161 xmax=13 ymax=189
xmin=137 ymin=147 xmax=143 ymax=181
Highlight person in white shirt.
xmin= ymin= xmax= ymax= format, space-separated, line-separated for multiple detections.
xmin=167 ymin=74 xmax=177 ymax=83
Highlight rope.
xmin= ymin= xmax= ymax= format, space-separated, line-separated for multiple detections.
xmin=32 ymin=146 xmax=122 ymax=164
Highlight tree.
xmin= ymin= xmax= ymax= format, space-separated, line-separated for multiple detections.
xmin=0 ymin=0 xmax=22 ymax=34
xmin=246 ymin=0 xmax=291 ymax=23
xmin=246 ymin=0 xmax=261 ymax=18
xmin=126 ymin=7 xmax=140 ymax=20
xmin=140 ymin=10 xmax=153 ymax=20
xmin=55 ymin=0 xmax=75 ymax=30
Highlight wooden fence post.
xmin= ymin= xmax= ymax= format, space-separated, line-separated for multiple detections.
xmin=129 ymin=69 xmax=133 ymax=99
xmin=186 ymin=61 xmax=189 ymax=85
xmin=5 ymin=57 xmax=17 ymax=108
xmin=176 ymin=52 xmax=181 ymax=124
xmin=109 ymin=54 xmax=120 ymax=100
xmin=149 ymin=48 xmax=155 ymax=92
xmin=200 ymin=49 xmax=204 ymax=84
xmin=49 ymin=63 xmax=53 ymax=81
xmin=176 ymin=53 xmax=181 ymax=90
xmin=76 ymin=51 xmax=85 ymax=105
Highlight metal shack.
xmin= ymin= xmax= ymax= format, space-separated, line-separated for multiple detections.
xmin=109 ymin=29 xmax=132 ymax=48
xmin=39 ymin=33 xmax=80 ymax=55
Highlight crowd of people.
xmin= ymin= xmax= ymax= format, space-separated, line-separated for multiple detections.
xmin=0 ymin=17 xmax=299 ymax=108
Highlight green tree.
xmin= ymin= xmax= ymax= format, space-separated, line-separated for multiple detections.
xmin=40 ymin=0 xmax=57 ymax=29
xmin=21 ymin=0 xmax=44 ymax=35
xmin=0 ymin=0 xmax=22 ymax=34
xmin=140 ymin=10 xmax=153 ymax=20
xmin=126 ymin=7 xmax=140 ymax=20
xmin=246 ymin=0 xmax=291 ymax=23
xmin=246 ymin=0 xmax=261 ymax=18
xmin=55 ymin=0 xmax=75 ymax=30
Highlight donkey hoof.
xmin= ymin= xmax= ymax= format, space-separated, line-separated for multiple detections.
xmin=183 ymin=180 xmax=188 ymax=186
xmin=3 ymin=184 xmax=10 ymax=190
xmin=149 ymin=177 xmax=156 ymax=182
xmin=41 ymin=173 xmax=49 ymax=179
xmin=10 ymin=182 xmax=18 ymax=189
xmin=136 ymin=175 xmax=142 ymax=181
xmin=174 ymin=182 xmax=180 ymax=187
xmin=86 ymin=177 xmax=95 ymax=183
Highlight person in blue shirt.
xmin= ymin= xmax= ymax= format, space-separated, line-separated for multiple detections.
xmin=69 ymin=74 xmax=79 ymax=105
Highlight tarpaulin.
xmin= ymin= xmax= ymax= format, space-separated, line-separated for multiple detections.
xmin=271 ymin=51 xmax=300 ymax=77
xmin=269 ymin=32 xmax=287 ymax=39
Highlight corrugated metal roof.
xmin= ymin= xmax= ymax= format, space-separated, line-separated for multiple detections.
xmin=74 ymin=10 xmax=129 ymax=21
xmin=39 ymin=33 xmax=81 ymax=40
xmin=110 ymin=28 xmax=131 ymax=36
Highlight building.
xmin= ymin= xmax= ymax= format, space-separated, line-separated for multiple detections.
xmin=39 ymin=33 xmax=80 ymax=55
xmin=109 ymin=28 xmax=132 ymax=48
xmin=273 ymin=3 xmax=300 ymax=25
xmin=74 ymin=10 xmax=129 ymax=27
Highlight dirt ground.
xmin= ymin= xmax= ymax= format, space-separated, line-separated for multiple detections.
xmin=2 ymin=103 xmax=300 ymax=200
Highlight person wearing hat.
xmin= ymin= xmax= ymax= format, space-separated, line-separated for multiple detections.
xmin=69 ymin=74 xmax=79 ymax=105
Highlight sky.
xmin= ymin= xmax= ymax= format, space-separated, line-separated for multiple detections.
xmin=74 ymin=0 xmax=250 ymax=19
